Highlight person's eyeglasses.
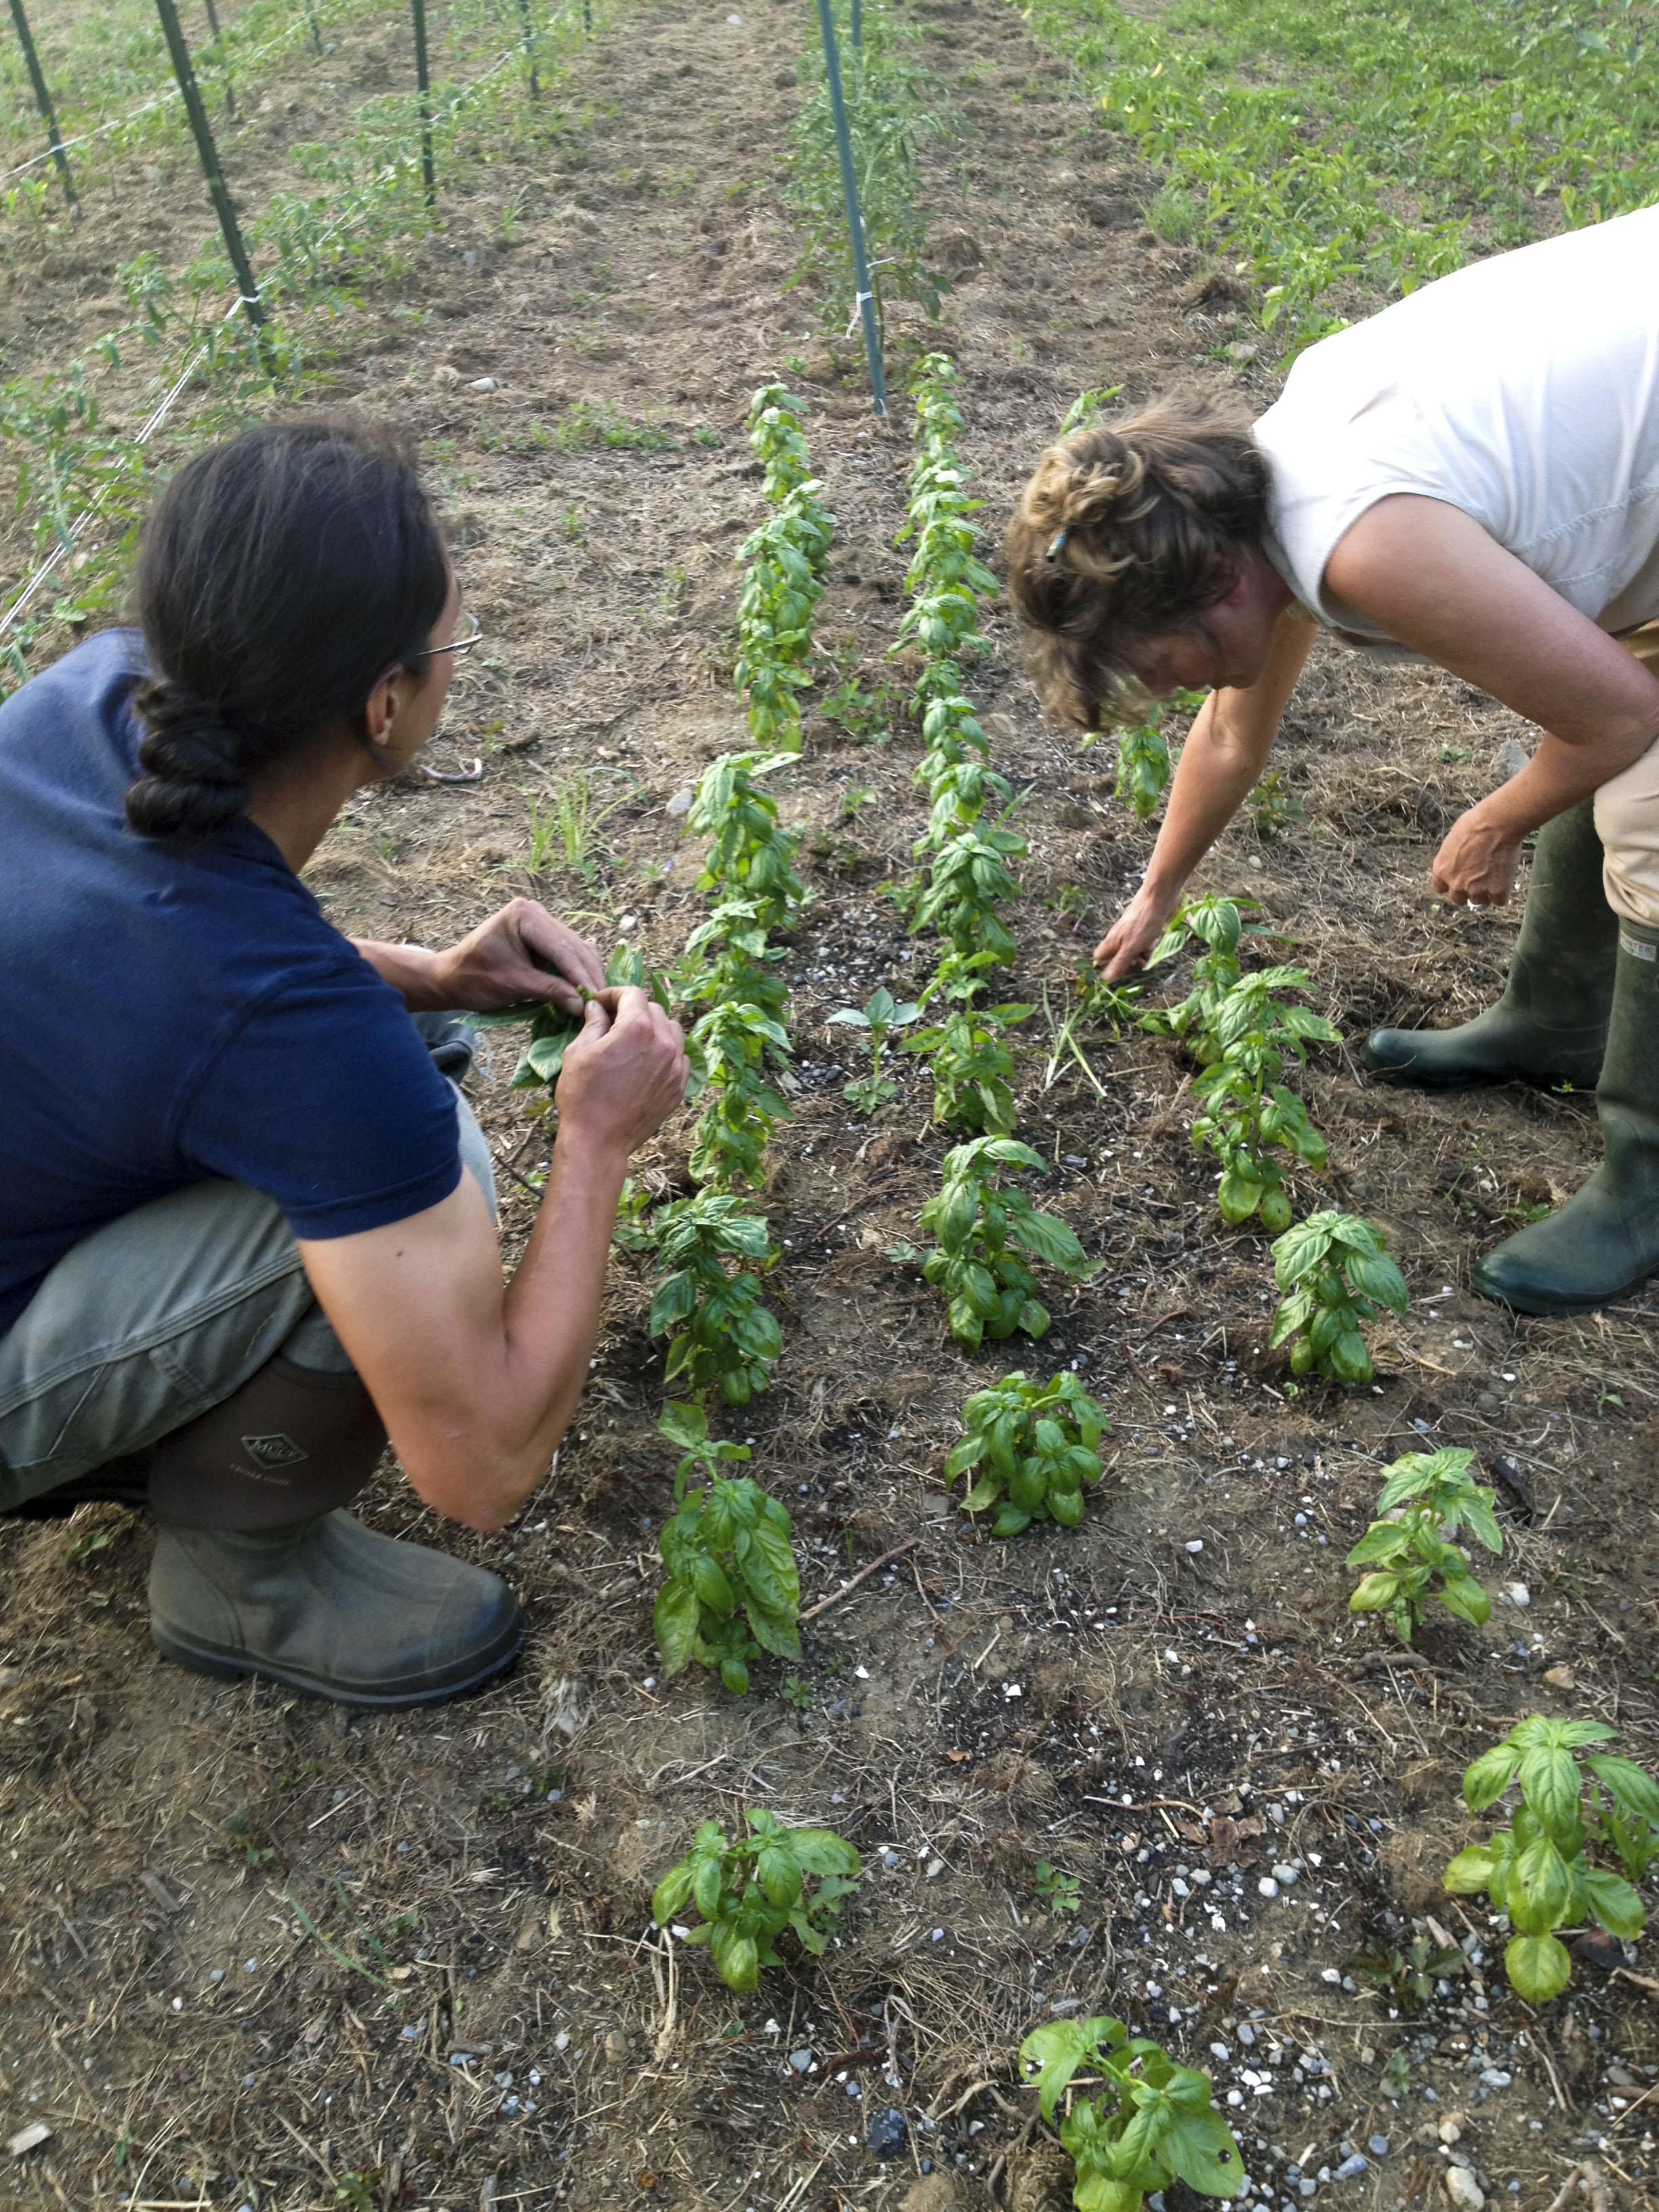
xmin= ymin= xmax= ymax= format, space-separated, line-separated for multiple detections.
xmin=408 ymin=609 xmax=485 ymax=663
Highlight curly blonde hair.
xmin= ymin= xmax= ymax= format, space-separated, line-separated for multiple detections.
xmin=1006 ymin=397 xmax=1270 ymax=728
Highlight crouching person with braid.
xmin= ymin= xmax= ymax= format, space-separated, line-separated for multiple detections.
xmin=0 ymin=418 xmax=688 ymax=1707
xmin=1006 ymin=205 xmax=1659 ymax=1316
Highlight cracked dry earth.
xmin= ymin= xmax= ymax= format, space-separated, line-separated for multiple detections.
xmin=3 ymin=1 xmax=1658 ymax=2209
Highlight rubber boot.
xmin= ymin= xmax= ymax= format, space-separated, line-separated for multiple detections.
xmin=1363 ymin=798 xmax=1618 ymax=1089
xmin=1472 ymin=919 xmax=1659 ymax=1314
xmin=149 ymin=1511 xmax=523 ymax=1708
xmin=144 ymin=1353 xmax=522 ymax=1706
xmin=146 ymin=1353 xmax=388 ymax=1532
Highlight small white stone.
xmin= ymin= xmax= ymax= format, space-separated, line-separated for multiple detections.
xmin=1505 ymin=1582 xmax=1531 ymax=1608
xmin=468 ymin=376 xmax=498 ymax=391
xmin=1209 ymin=2041 xmax=1230 ymax=2062
xmin=1272 ymin=1863 xmax=1298 ymax=1885
xmin=666 ymin=789 xmax=695 ymax=817
xmin=1185 ymin=1539 xmax=1204 ymax=1553
xmin=1445 ymin=2165 xmax=1485 ymax=2211
xmin=1258 ymin=1878 xmax=1279 ymax=1899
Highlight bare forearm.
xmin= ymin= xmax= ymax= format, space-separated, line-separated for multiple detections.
xmin=1143 ymin=693 xmax=1277 ymax=901
xmin=1470 ymin=729 xmax=1654 ymax=842
xmin=351 ymin=937 xmax=452 ymax=1010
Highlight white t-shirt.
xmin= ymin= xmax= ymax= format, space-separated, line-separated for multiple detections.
xmin=1254 ymin=204 xmax=1659 ymax=659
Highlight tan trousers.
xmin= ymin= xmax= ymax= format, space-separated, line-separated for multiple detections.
xmin=1594 ymin=618 xmax=1659 ymax=923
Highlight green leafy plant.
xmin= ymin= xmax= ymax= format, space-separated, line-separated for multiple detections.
xmin=1350 ymin=1929 xmax=1465 ymax=2012
xmin=643 ymin=1193 xmax=782 ymax=1406
xmin=1249 ymin=768 xmax=1305 ymax=838
xmin=687 ymin=752 xmax=806 ymax=931
xmin=827 ymin=983 xmax=922 ymax=1111
xmin=733 ymin=386 xmax=836 ymax=753
xmin=471 ymin=943 xmax=668 ymax=1096
xmin=904 ymin=987 xmax=1030 ymax=1135
xmin=653 ymin=1404 xmax=800 ymax=1694
xmin=1188 ymin=962 xmax=1337 ymax=1227
xmin=1346 ymin=1447 xmax=1502 ymax=1640
xmin=689 ymin=995 xmax=795 ymax=1190
xmin=913 ymin=1137 xmax=1092 ymax=1350
xmin=1019 ymin=2013 xmax=1246 ymax=2211
xmin=1444 ymin=1716 xmax=1656 ymax=2003
xmin=1034 ymin=1860 xmax=1082 ymax=1915
xmin=1268 ymin=1210 xmax=1408 ymax=1383
xmin=946 ymin=1370 xmax=1108 ymax=1534
xmin=787 ymin=6 xmax=954 ymax=342
xmin=652 ymin=1811 xmax=861 ymax=1992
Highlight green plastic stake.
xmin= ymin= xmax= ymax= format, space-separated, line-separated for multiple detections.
xmin=304 ymin=0 xmax=322 ymax=55
xmin=851 ymin=0 xmax=861 ymax=44
xmin=6 ymin=0 xmax=79 ymax=212
xmin=152 ymin=0 xmax=266 ymax=340
xmin=813 ymin=0 xmax=886 ymax=414
xmin=514 ymin=0 xmax=539 ymax=98
xmin=411 ymin=0 xmax=436 ymax=209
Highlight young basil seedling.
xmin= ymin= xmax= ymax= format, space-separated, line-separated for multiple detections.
xmin=1346 ymin=1446 xmax=1502 ymax=1639
xmin=1444 ymin=1715 xmax=1656 ymax=2004
xmin=1019 ymin=2013 xmax=1246 ymax=2209
xmin=653 ymin=1404 xmax=801 ymax=1695
xmin=947 ymin=1370 xmax=1108 ymax=1535
xmin=652 ymin=1811 xmax=861 ymax=1993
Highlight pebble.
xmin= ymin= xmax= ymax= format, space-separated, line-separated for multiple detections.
xmin=1185 ymin=1539 xmax=1204 ymax=1553
xmin=789 ymin=2051 xmax=813 ymax=2073
xmin=1480 ymin=2068 xmax=1512 ymax=2087
xmin=1444 ymin=2167 xmax=1485 ymax=2211
xmin=468 ymin=377 xmax=497 ymax=391
xmin=1209 ymin=2042 xmax=1230 ymax=2062
xmin=1437 ymin=2120 xmax=1462 ymax=2145
xmin=1369 ymin=2135 xmax=1390 ymax=2156
xmin=1272 ymin=1863 xmax=1298 ymax=1885
xmin=865 ymin=2106 xmax=907 ymax=2160
xmin=665 ymin=789 xmax=694 ymax=817
xmin=1333 ymin=2155 xmax=1368 ymax=2181
xmin=1504 ymin=1582 xmax=1531 ymax=1608
xmin=1258 ymin=1877 xmax=1279 ymax=1898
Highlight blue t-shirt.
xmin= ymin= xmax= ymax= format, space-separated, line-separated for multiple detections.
xmin=0 ymin=628 xmax=463 ymax=1333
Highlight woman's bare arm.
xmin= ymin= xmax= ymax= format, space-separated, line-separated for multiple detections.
xmin=1325 ymin=495 xmax=1659 ymax=904
xmin=1094 ymin=609 xmax=1314 ymax=977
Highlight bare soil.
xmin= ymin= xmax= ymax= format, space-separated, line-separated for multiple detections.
xmin=3 ymin=3 xmax=1657 ymax=2210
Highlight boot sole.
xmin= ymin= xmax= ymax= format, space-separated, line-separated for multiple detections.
xmin=1364 ymin=1061 xmax=1594 ymax=1094
xmin=1471 ymin=1265 xmax=1654 ymax=1317
xmin=151 ymin=1615 xmax=523 ymax=1710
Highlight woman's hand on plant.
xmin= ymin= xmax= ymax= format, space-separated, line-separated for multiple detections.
xmin=1431 ymin=807 xmax=1524 ymax=908
xmin=434 ymin=898 xmax=606 ymax=1013
xmin=557 ymin=986 xmax=689 ymax=1160
xmin=1094 ymin=881 xmax=1179 ymax=979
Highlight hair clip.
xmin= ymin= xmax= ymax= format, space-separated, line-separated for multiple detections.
xmin=1045 ymin=528 xmax=1068 ymax=562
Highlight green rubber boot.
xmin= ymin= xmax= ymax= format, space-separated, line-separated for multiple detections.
xmin=150 ymin=1511 xmax=523 ymax=1708
xmin=1363 ymin=799 xmax=1617 ymax=1090
xmin=1473 ymin=919 xmax=1659 ymax=1315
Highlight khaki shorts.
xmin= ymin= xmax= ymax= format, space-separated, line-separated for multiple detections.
xmin=1594 ymin=618 xmax=1659 ymax=923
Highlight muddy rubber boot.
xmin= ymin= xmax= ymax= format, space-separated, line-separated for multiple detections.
xmin=1472 ymin=919 xmax=1659 ymax=1315
xmin=149 ymin=1511 xmax=524 ymax=1707
xmin=1363 ymin=798 xmax=1618 ymax=1090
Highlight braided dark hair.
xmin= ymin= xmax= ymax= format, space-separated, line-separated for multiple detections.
xmin=1006 ymin=396 xmax=1271 ymax=729
xmin=127 ymin=415 xmax=449 ymax=840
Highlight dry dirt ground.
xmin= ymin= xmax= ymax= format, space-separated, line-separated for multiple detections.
xmin=3 ymin=3 xmax=1658 ymax=2209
